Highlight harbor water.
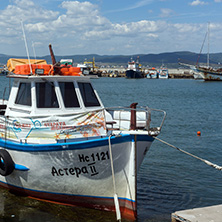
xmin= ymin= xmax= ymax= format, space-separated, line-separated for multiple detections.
xmin=0 ymin=76 xmax=222 ymax=221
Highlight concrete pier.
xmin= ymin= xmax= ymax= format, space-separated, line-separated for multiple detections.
xmin=96 ymin=68 xmax=194 ymax=78
xmin=172 ymin=204 xmax=222 ymax=222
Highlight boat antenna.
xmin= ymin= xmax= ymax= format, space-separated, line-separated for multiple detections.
xmin=21 ymin=20 xmax=33 ymax=74
xmin=32 ymin=41 xmax=37 ymax=64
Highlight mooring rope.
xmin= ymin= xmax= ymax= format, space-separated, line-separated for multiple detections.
xmin=108 ymin=135 xmax=121 ymax=221
xmin=155 ymin=137 xmax=222 ymax=171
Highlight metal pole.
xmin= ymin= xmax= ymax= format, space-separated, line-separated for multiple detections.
xmin=21 ymin=20 xmax=32 ymax=75
xmin=207 ymin=22 xmax=210 ymax=68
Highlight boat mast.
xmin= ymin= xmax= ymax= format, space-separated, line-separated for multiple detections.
xmin=207 ymin=22 xmax=210 ymax=68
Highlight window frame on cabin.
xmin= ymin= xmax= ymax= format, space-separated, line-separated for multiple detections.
xmin=78 ymin=82 xmax=101 ymax=107
xmin=15 ymin=82 xmax=32 ymax=106
xmin=58 ymin=81 xmax=80 ymax=108
xmin=35 ymin=81 xmax=59 ymax=108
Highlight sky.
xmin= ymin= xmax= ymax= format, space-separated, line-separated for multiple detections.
xmin=0 ymin=0 xmax=222 ymax=56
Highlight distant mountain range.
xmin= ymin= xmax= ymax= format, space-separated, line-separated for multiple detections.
xmin=1 ymin=51 xmax=222 ymax=68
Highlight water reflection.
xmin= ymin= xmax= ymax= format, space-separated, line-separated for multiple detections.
xmin=0 ymin=187 xmax=128 ymax=222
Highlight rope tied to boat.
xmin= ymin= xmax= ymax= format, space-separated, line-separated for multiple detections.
xmin=108 ymin=135 xmax=121 ymax=221
xmin=155 ymin=137 xmax=222 ymax=171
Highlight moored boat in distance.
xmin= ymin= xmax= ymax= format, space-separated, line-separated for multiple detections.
xmin=60 ymin=58 xmax=73 ymax=66
xmin=179 ymin=61 xmax=222 ymax=81
xmin=0 ymin=65 xmax=7 ymax=76
xmin=193 ymin=70 xmax=203 ymax=80
xmin=147 ymin=67 xmax=159 ymax=79
xmin=159 ymin=66 xmax=169 ymax=79
xmin=125 ymin=56 xmax=144 ymax=79
xmin=195 ymin=23 xmax=222 ymax=81
xmin=77 ymin=63 xmax=91 ymax=75
xmin=0 ymin=44 xmax=166 ymax=221
xmin=194 ymin=65 xmax=222 ymax=81
xmin=182 ymin=23 xmax=222 ymax=81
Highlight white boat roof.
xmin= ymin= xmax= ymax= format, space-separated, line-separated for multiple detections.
xmin=7 ymin=74 xmax=90 ymax=81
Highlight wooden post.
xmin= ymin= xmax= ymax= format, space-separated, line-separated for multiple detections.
xmin=130 ymin=103 xmax=138 ymax=130
xmin=49 ymin=44 xmax=56 ymax=65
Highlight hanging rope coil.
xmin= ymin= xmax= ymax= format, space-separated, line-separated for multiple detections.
xmin=155 ymin=137 xmax=222 ymax=171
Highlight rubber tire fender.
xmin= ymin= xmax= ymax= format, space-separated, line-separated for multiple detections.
xmin=0 ymin=149 xmax=15 ymax=176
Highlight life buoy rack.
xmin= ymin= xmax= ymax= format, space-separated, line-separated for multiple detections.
xmin=0 ymin=149 xmax=15 ymax=176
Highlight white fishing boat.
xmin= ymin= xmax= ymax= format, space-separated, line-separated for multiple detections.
xmin=147 ymin=68 xmax=159 ymax=79
xmin=0 ymin=45 xmax=166 ymax=220
xmin=77 ymin=63 xmax=91 ymax=75
xmin=158 ymin=67 xmax=169 ymax=79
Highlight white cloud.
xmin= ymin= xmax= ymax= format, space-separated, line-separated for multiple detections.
xmin=173 ymin=23 xmax=200 ymax=33
xmin=126 ymin=0 xmax=154 ymax=10
xmin=0 ymin=0 xmax=58 ymax=31
xmin=0 ymin=0 xmax=222 ymax=56
xmin=84 ymin=20 xmax=165 ymax=41
xmin=106 ymin=0 xmax=153 ymax=13
xmin=159 ymin=8 xmax=175 ymax=18
xmin=61 ymin=1 xmax=98 ymax=16
xmin=14 ymin=0 xmax=34 ymax=7
xmin=189 ymin=0 xmax=208 ymax=6
xmin=26 ymin=1 xmax=110 ymax=33
xmin=214 ymin=0 xmax=222 ymax=2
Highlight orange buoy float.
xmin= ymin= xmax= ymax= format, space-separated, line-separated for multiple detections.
xmin=197 ymin=131 xmax=201 ymax=136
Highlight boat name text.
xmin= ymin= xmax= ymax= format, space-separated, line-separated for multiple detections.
xmin=51 ymin=151 xmax=110 ymax=177
xmin=51 ymin=166 xmax=90 ymax=177
xmin=78 ymin=151 xmax=110 ymax=162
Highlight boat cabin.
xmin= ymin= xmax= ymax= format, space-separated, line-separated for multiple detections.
xmin=4 ymin=75 xmax=103 ymax=117
xmin=0 ymin=75 xmax=109 ymax=143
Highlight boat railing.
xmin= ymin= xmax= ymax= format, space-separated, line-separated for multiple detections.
xmin=0 ymin=104 xmax=7 ymax=115
xmin=0 ymin=86 xmax=9 ymax=116
xmin=105 ymin=105 xmax=166 ymax=136
xmin=0 ymin=106 xmax=166 ymax=142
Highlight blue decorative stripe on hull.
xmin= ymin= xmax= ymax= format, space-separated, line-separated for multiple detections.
xmin=0 ymin=134 xmax=153 ymax=152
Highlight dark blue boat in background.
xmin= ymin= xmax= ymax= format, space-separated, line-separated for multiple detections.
xmin=126 ymin=56 xmax=144 ymax=79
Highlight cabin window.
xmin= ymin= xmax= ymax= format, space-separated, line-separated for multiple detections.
xmin=36 ymin=82 xmax=59 ymax=108
xmin=15 ymin=82 xmax=31 ymax=106
xmin=78 ymin=82 xmax=100 ymax=107
xmin=58 ymin=82 xmax=80 ymax=108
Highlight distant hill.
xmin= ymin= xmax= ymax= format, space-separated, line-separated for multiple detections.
xmin=1 ymin=51 xmax=222 ymax=68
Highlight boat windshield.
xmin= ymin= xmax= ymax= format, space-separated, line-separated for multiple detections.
xmin=15 ymin=82 xmax=31 ymax=106
xmin=36 ymin=82 xmax=59 ymax=108
xmin=58 ymin=82 xmax=80 ymax=108
xmin=78 ymin=82 xmax=100 ymax=107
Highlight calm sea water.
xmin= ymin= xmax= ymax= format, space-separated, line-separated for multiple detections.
xmin=0 ymin=76 xmax=222 ymax=221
